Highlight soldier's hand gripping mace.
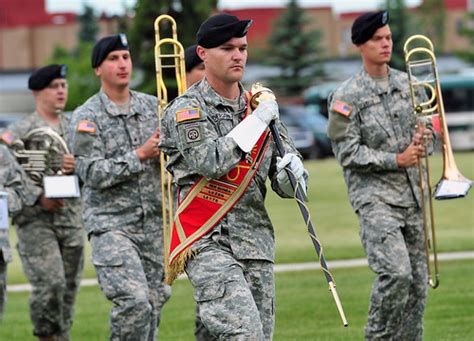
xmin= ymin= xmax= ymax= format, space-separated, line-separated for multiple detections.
xmin=250 ymin=84 xmax=348 ymax=327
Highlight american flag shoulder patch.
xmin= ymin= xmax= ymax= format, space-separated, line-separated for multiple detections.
xmin=0 ymin=131 xmax=14 ymax=145
xmin=332 ymin=100 xmax=352 ymax=117
xmin=77 ymin=120 xmax=96 ymax=133
xmin=176 ymin=108 xmax=200 ymax=123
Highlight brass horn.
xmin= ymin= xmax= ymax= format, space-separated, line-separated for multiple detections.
xmin=10 ymin=127 xmax=70 ymax=185
xmin=403 ymin=34 xmax=472 ymax=288
xmin=154 ymin=14 xmax=187 ymax=269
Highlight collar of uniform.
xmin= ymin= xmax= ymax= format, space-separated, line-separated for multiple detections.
xmin=359 ymin=67 xmax=391 ymax=96
xmin=197 ymin=78 xmax=246 ymax=109
xmin=386 ymin=67 xmax=405 ymax=93
xmin=98 ymin=88 xmax=137 ymax=117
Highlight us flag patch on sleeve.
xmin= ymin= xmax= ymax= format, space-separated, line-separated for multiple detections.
xmin=0 ymin=131 xmax=14 ymax=145
xmin=77 ymin=120 xmax=96 ymax=133
xmin=332 ymin=100 xmax=352 ymax=117
xmin=176 ymin=108 xmax=200 ymax=123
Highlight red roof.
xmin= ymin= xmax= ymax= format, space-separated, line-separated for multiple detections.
xmin=0 ymin=0 xmax=75 ymax=28
xmin=444 ymin=0 xmax=467 ymax=10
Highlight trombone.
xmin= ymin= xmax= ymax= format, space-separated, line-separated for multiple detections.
xmin=403 ymin=34 xmax=472 ymax=288
xmin=154 ymin=14 xmax=187 ymax=268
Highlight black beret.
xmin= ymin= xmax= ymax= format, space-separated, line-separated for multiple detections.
xmin=184 ymin=45 xmax=203 ymax=72
xmin=351 ymin=11 xmax=389 ymax=45
xmin=28 ymin=64 xmax=67 ymax=90
xmin=197 ymin=13 xmax=252 ymax=48
xmin=91 ymin=33 xmax=129 ymax=68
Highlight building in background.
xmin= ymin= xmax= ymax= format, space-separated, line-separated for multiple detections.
xmin=0 ymin=0 xmax=471 ymax=115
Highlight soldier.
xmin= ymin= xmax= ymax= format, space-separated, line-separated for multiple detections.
xmin=0 ymin=64 xmax=85 ymax=341
xmin=160 ymin=13 xmax=308 ymax=340
xmin=183 ymin=43 xmax=215 ymax=341
xmin=327 ymin=11 xmax=435 ymax=340
xmin=0 ymin=145 xmax=42 ymax=322
xmin=68 ymin=34 xmax=171 ymax=340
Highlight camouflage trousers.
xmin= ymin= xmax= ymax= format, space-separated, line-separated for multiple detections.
xmin=0 ymin=260 xmax=6 ymax=322
xmin=90 ymin=229 xmax=171 ymax=341
xmin=0 ymin=229 xmax=12 ymax=322
xmin=186 ymin=234 xmax=275 ymax=340
xmin=357 ymin=202 xmax=428 ymax=341
xmin=15 ymin=221 xmax=84 ymax=339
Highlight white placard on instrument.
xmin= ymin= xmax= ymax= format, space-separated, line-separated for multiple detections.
xmin=0 ymin=192 xmax=8 ymax=229
xmin=434 ymin=179 xmax=472 ymax=200
xmin=43 ymin=175 xmax=81 ymax=198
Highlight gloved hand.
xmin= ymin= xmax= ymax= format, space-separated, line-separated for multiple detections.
xmin=276 ymin=153 xmax=308 ymax=200
xmin=253 ymin=99 xmax=279 ymax=126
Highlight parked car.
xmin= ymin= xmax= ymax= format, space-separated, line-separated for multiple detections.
xmin=303 ymin=81 xmax=340 ymax=118
xmin=279 ymin=105 xmax=333 ymax=159
xmin=284 ymin=124 xmax=315 ymax=160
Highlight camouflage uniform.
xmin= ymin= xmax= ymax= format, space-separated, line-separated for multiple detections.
xmin=0 ymin=145 xmax=42 ymax=321
xmin=3 ymin=112 xmax=84 ymax=339
xmin=328 ymin=67 xmax=435 ymax=340
xmin=69 ymin=89 xmax=171 ymax=341
xmin=160 ymin=79 xmax=301 ymax=340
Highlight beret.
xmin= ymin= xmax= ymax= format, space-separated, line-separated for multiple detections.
xmin=197 ymin=13 xmax=252 ymax=48
xmin=184 ymin=45 xmax=203 ymax=72
xmin=28 ymin=64 xmax=67 ymax=90
xmin=351 ymin=11 xmax=389 ymax=45
xmin=91 ymin=33 xmax=129 ymax=68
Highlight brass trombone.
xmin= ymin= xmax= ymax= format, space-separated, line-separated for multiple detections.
xmin=154 ymin=14 xmax=187 ymax=268
xmin=403 ymin=34 xmax=472 ymax=288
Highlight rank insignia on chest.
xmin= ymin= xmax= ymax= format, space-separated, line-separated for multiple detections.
xmin=332 ymin=100 xmax=352 ymax=117
xmin=77 ymin=120 xmax=96 ymax=133
xmin=0 ymin=131 xmax=14 ymax=145
xmin=176 ymin=108 xmax=200 ymax=123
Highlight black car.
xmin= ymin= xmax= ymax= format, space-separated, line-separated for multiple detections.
xmin=279 ymin=105 xmax=333 ymax=159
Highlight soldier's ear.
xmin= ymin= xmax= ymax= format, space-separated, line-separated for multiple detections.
xmin=196 ymin=46 xmax=206 ymax=62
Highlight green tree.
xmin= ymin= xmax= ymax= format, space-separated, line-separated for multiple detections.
xmin=456 ymin=11 xmax=474 ymax=65
xmin=384 ymin=0 xmax=411 ymax=71
xmin=266 ymin=0 xmax=324 ymax=96
xmin=418 ymin=0 xmax=446 ymax=52
xmin=128 ymin=0 xmax=217 ymax=96
xmin=78 ymin=5 xmax=98 ymax=43
xmin=49 ymin=44 xmax=100 ymax=111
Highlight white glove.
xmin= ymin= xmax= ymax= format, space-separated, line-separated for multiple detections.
xmin=276 ymin=153 xmax=308 ymax=201
xmin=253 ymin=99 xmax=279 ymax=126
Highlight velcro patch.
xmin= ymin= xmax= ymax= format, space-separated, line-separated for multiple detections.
xmin=176 ymin=108 xmax=200 ymax=123
xmin=185 ymin=124 xmax=202 ymax=143
xmin=0 ymin=131 xmax=14 ymax=145
xmin=77 ymin=120 xmax=96 ymax=133
xmin=332 ymin=100 xmax=352 ymax=117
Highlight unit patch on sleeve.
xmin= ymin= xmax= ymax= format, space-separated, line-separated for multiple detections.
xmin=332 ymin=100 xmax=352 ymax=117
xmin=176 ymin=108 xmax=200 ymax=123
xmin=184 ymin=123 xmax=202 ymax=143
xmin=77 ymin=120 xmax=96 ymax=133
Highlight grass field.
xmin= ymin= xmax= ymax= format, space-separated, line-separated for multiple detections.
xmin=2 ymin=152 xmax=473 ymax=340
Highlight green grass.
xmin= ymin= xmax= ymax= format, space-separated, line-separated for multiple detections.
xmin=2 ymin=152 xmax=473 ymax=339
xmin=1 ymin=259 xmax=473 ymax=340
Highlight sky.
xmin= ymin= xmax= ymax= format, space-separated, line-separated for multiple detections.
xmin=46 ymin=0 xmax=423 ymax=16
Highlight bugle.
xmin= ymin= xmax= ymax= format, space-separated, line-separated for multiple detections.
xmin=154 ymin=15 xmax=187 ymax=269
xmin=250 ymin=83 xmax=348 ymax=327
xmin=403 ymin=34 xmax=472 ymax=288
